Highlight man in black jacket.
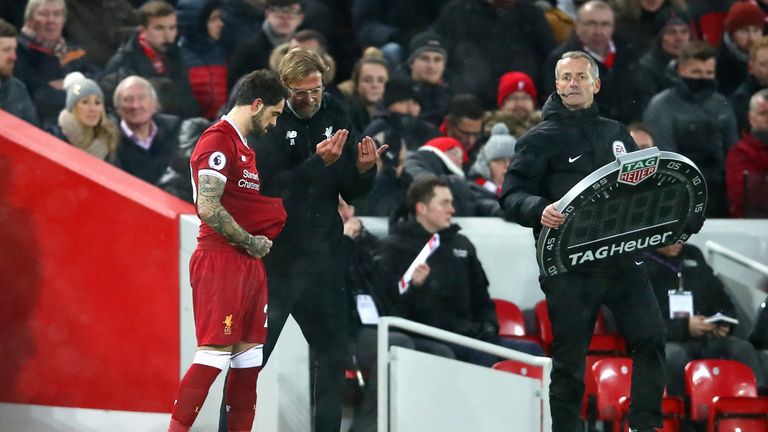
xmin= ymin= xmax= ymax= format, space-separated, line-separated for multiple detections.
xmin=645 ymin=242 xmax=765 ymax=396
xmin=253 ymin=48 xmax=383 ymax=432
xmin=101 ymin=1 xmax=201 ymax=119
xmin=500 ymin=51 xmax=666 ymax=432
xmin=374 ymin=176 xmax=543 ymax=368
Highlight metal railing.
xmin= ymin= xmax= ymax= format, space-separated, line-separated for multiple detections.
xmin=377 ymin=316 xmax=552 ymax=432
xmin=705 ymin=240 xmax=768 ymax=278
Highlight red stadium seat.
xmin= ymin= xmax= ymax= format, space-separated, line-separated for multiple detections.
xmin=593 ymin=358 xmax=685 ymax=432
xmin=534 ymin=300 xmax=627 ymax=356
xmin=492 ymin=359 xmax=544 ymax=380
xmin=492 ymin=298 xmax=544 ymax=350
xmin=685 ymin=359 xmax=768 ymax=432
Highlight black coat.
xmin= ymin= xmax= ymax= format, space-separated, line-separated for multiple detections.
xmin=115 ymin=113 xmax=182 ymax=184
xmin=433 ymin=0 xmax=556 ymax=108
xmin=373 ymin=217 xmax=498 ymax=341
xmin=101 ymin=29 xmax=201 ymax=119
xmin=499 ymin=93 xmax=641 ymax=274
xmin=645 ymin=244 xmax=737 ymax=342
xmin=254 ymin=93 xmax=375 ymax=273
xmin=729 ymin=74 xmax=762 ymax=135
xmin=0 ymin=76 xmax=39 ymax=126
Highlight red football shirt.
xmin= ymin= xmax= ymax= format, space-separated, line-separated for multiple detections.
xmin=190 ymin=117 xmax=286 ymax=249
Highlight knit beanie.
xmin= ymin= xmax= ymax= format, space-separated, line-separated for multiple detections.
xmin=497 ymin=71 xmax=537 ymax=108
xmin=651 ymin=7 xmax=691 ymax=37
xmin=407 ymin=31 xmax=448 ymax=65
xmin=724 ymin=2 xmax=766 ymax=35
xmin=64 ymin=72 xmax=104 ymax=112
xmin=383 ymin=77 xmax=418 ymax=108
xmin=482 ymin=123 xmax=516 ymax=160
xmin=423 ymin=136 xmax=463 ymax=157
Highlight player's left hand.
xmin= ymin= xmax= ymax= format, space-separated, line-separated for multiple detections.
xmin=356 ymin=136 xmax=388 ymax=173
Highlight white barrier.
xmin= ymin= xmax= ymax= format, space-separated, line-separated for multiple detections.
xmin=377 ymin=317 xmax=552 ymax=432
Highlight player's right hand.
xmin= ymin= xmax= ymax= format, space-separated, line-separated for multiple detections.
xmin=411 ymin=263 xmax=431 ymax=287
xmin=316 ymin=129 xmax=348 ymax=166
xmin=245 ymin=235 xmax=272 ymax=258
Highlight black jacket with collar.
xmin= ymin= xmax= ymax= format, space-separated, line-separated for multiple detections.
xmin=645 ymin=244 xmax=737 ymax=342
xmin=373 ymin=212 xmax=498 ymax=341
xmin=254 ymin=92 xmax=375 ymax=272
xmin=499 ymin=94 xmax=640 ymax=274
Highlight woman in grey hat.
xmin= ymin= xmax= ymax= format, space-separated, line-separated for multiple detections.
xmin=50 ymin=72 xmax=119 ymax=163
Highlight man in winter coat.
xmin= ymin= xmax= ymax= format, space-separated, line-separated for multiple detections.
xmin=0 ymin=19 xmax=38 ymax=126
xmin=726 ymin=88 xmax=768 ymax=218
xmin=643 ymin=40 xmax=739 ymax=218
xmin=374 ymin=176 xmax=543 ymax=368
xmin=500 ymin=50 xmax=667 ymax=432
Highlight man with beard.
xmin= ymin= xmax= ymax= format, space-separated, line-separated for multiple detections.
xmin=168 ymin=69 xmax=289 ymax=432
xmin=248 ymin=47 xmax=384 ymax=432
xmin=101 ymin=0 xmax=201 ymax=119
xmin=0 ymin=18 xmax=38 ymax=125
xmin=643 ymin=40 xmax=738 ymax=218
xmin=500 ymin=51 xmax=667 ymax=432
xmin=726 ymin=88 xmax=768 ymax=217
xmin=485 ymin=71 xmax=540 ymax=138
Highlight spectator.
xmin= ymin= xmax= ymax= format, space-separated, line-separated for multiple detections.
xmin=468 ymin=122 xmax=517 ymax=198
xmin=350 ymin=0 xmax=448 ymax=66
xmin=537 ymin=0 xmax=575 ymax=44
xmin=404 ymin=136 xmax=499 ymax=217
xmin=156 ymin=117 xmax=212 ymax=202
xmin=396 ymin=31 xmax=453 ymax=127
xmin=354 ymin=139 xmax=408 ymax=217
xmin=228 ymin=0 xmax=304 ymax=85
xmin=49 ymin=73 xmax=119 ymax=163
xmin=433 ymin=0 xmax=556 ymax=109
xmin=612 ymin=0 xmax=689 ymax=54
xmin=726 ymin=88 xmax=768 ymax=218
xmin=340 ymin=197 xmax=456 ymax=432
xmin=179 ymin=0 xmax=229 ymax=120
xmin=645 ymin=242 xmax=766 ymax=397
xmin=363 ymin=76 xmax=439 ymax=153
xmin=543 ymin=0 xmax=650 ymax=124
xmin=102 ymin=1 xmax=202 ymax=119
xmin=345 ymin=56 xmax=388 ymax=136
xmin=14 ymin=0 xmax=98 ymax=127
xmin=373 ymin=176 xmax=544 ymax=369
xmin=716 ymin=1 xmax=765 ymax=96
xmin=487 ymin=71 xmax=541 ymax=138
xmin=688 ymin=0 xmax=733 ymax=48
xmin=441 ymin=93 xmax=484 ymax=168
xmin=643 ymin=40 xmax=738 ymax=218
xmin=627 ymin=121 xmax=656 ymax=149
xmin=730 ymin=36 xmax=768 ymax=134
xmin=63 ymin=0 xmax=138 ymax=69
xmin=0 ymin=19 xmax=38 ymax=126
xmin=636 ymin=6 xmax=691 ymax=95
xmin=112 ymin=75 xmax=182 ymax=184
xmin=217 ymin=0 xmax=266 ymax=57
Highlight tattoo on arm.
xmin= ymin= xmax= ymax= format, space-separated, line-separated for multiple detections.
xmin=197 ymin=174 xmax=270 ymax=257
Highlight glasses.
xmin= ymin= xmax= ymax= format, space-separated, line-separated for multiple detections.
xmin=288 ymin=85 xmax=323 ymax=100
xmin=454 ymin=126 xmax=481 ymax=139
xmin=268 ymin=6 xmax=303 ymax=16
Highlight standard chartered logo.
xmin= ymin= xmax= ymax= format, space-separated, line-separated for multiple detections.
xmin=568 ymin=231 xmax=673 ymax=265
xmin=239 ymin=169 xmax=260 ymax=190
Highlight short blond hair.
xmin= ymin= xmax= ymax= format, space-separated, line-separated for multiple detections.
xmin=278 ymin=47 xmax=328 ymax=85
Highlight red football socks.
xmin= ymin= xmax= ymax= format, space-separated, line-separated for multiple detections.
xmin=225 ymin=366 xmax=261 ymax=432
xmin=169 ymin=363 xmax=222 ymax=430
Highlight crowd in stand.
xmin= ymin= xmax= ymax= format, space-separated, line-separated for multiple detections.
xmin=1 ymin=0 xmax=766 ymax=218
xmin=2 ymin=1 xmax=768 ymax=431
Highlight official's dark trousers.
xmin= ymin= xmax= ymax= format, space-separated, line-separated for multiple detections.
xmin=218 ymin=267 xmax=349 ymax=432
xmin=542 ymin=266 xmax=666 ymax=432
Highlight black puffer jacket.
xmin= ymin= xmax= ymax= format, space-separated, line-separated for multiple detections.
xmin=254 ymin=93 xmax=375 ymax=273
xmin=372 ymin=211 xmax=498 ymax=341
xmin=500 ymin=93 xmax=638 ymax=235
xmin=499 ymin=93 xmax=641 ymax=274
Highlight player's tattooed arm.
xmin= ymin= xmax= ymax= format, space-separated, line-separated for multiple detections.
xmin=197 ymin=174 xmax=272 ymax=258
